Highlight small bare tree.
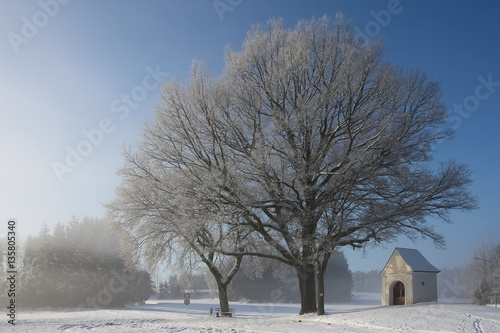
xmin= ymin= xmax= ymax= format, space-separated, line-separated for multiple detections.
xmin=109 ymin=15 xmax=476 ymax=315
xmin=464 ymin=243 xmax=500 ymax=305
xmin=107 ymin=160 xmax=245 ymax=312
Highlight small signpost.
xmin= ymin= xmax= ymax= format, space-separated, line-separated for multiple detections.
xmin=184 ymin=293 xmax=190 ymax=314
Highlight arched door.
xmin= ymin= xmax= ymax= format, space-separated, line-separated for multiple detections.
xmin=393 ymin=281 xmax=405 ymax=305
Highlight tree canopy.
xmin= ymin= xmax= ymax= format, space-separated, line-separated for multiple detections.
xmin=108 ymin=15 xmax=476 ymax=314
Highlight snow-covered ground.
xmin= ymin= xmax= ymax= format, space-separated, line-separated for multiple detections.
xmin=6 ymin=293 xmax=500 ymax=332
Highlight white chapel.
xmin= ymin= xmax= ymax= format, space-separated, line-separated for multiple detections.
xmin=380 ymin=248 xmax=440 ymax=306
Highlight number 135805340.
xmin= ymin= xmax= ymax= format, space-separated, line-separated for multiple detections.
xmin=7 ymin=220 xmax=17 ymax=271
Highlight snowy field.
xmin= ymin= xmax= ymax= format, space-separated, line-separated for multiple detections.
xmin=6 ymin=293 xmax=500 ymax=332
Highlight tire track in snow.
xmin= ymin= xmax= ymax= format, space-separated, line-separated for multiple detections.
xmin=57 ymin=320 xmax=250 ymax=332
xmin=457 ymin=313 xmax=484 ymax=333
xmin=473 ymin=318 xmax=483 ymax=333
xmin=58 ymin=322 xmax=122 ymax=331
xmin=458 ymin=314 xmax=471 ymax=332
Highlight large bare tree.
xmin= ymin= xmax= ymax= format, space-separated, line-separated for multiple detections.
xmin=109 ymin=15 xmax=476 ymax=314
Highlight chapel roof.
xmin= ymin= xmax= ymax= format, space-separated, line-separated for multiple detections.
xmin=381 ymin=247 xmax=440 ymax=274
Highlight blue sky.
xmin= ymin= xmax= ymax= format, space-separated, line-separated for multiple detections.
xmin=1 ymin=0 xmax=499 ymax=272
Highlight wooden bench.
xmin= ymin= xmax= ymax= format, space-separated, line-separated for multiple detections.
xmin=214 ymin=307 xmax=235 ymax=317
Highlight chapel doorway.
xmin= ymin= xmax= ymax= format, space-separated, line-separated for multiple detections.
xmin=393 ymin=281 xmax=405 ymax=305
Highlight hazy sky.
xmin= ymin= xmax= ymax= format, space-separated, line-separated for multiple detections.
xmin=1 ymin=0 xmax=499 ymax=272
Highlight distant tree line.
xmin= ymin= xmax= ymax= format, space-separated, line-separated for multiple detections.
xmin=352 ymin=270 xmax=381 ymax=293
xmin=154 ymin=251 xmax=353 ymax=304
xmin=157 ymin=273 xmax=209 ymax=299
xmin=227 ymin=252 xmax=352 ymax=303
xmin=14 ymin=217 xmax=154 ymax=308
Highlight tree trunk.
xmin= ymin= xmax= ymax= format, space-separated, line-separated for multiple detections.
xmin=316 ymin=253 xmax=330 ymax=315
xmin=200 ymin=252 xmax=241 ymax=317
xmin=297 ymin=264 xmax=317 ymax=314
xmin=317 ymin=266 xmax=325 ymax=315
xmin=216 ymin=281 xmax=231 ymax=316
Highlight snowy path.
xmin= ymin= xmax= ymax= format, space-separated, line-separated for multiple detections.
xmin=4 ymin=295 xmax=500 ymax=332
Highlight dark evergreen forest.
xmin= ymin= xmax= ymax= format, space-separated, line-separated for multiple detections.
xmin=5 ymin=217 xmax=154 ymax=308
xmin=227 ymin=252 xmax=353 ymax=303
